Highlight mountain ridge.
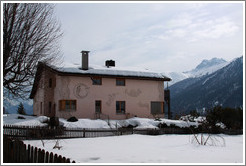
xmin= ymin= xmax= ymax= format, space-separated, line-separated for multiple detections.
xmin=169 ymin=56 xmax=243 ymax=116
xmin=163 ymin=57 xmax=229 ymax=85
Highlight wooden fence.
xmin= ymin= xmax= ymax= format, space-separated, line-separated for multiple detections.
xmin=3 ymin=124 xmax=243 ymax=141
xmin=3 ymin=124 xmax=195 ymax=140
xmin=3 ymin=136 xmax=75 ymax=163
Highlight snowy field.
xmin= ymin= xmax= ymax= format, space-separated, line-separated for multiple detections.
xmin=24 ymin=134 xmax=243 ymax=164
xmin=3 ymin=114 xmax=245 ymax=164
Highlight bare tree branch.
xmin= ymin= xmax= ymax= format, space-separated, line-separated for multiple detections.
xmin=3 ymin=3 xmax=63 ymax=99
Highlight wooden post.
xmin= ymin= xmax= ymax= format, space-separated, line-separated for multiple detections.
xmin=58 ymin=155 xmax=62 ymax=162
xmin=27 ymin=144 xmax=31 ymax=163
xmin=54 ymin=154 xmax=58 ymax=163
xmin=83 ymin=129 xmax=85 ymax=138
xmin=34 ymin=147 xmax=38 ymax=163
xmin=49 ymin=152 xmax=54 ymax=163
xmin=66 ymin=158 xmax=71 ymax=163
xmin=45 ymin=151 xmax=49 ymax=163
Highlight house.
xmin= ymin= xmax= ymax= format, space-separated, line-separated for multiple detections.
xmin=30 ymin=51 xmax=171 ymax=120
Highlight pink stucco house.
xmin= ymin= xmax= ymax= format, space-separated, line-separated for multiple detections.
xmin=30 ymin=51 xmax=171 ymax=120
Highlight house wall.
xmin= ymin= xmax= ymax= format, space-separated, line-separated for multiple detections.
xmin=33 ymin=69 xmax=56 ymax=117
xmin=53 ymin=75 xmax=165 ymax=120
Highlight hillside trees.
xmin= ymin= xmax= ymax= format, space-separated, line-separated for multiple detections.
xmin=206 ymin=106 xmax=243 ymax=130
xmin=3 ymin=3 xmax=63 ymax=99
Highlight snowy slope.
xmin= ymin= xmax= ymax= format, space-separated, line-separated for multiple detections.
xmin=162 ymin=57 xmax=228 ymax=85
xmin=184 ymin=58 xmax=229 ymax=78
xmin=170 ymin=56 xmax=243 ymax=114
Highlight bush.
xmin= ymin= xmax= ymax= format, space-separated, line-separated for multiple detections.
xmin=206 ymin=106 xmax=243 ymax=130
xmin=49 ymin=116 xmax=60 ymax=127
xmin=17 ymin=116 xmax=25 ymax=119
xmin=157 ymin=123 xmax=168 ymax=128
xmin=67 ymin=116 xmax=78 ymax=122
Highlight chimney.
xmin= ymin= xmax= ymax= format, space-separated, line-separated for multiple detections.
xmin=81 ymin=50 xmax=90 ymax=70
xmin=105 ymin=60 xmax=115 ymax=68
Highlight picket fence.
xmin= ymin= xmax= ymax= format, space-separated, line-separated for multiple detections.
xmin=3 ymin=124 xmax=243 ymax=141
xmin=3 ymin=136 xmax=76 ymax=163
xmin=3 ymin=124 xmax=193 ymax=140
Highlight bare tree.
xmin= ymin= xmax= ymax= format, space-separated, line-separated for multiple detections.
xmin=3 ymin=3 xmax=63 ymax=99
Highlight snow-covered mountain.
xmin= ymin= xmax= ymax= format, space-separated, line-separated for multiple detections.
xmin=169 ymin=56 xmax=243 ymax=116
xmin=163 ymin=57 xmax=229 ymax=85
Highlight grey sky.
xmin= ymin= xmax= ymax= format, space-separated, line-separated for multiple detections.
xmin=55 ymin=2 xmax=244 ymax=73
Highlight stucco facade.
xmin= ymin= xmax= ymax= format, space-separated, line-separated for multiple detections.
xmin=53 ymin=75 xmax=165 ymax=119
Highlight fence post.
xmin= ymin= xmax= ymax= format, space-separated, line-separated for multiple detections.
xmin=30 ymin=146 xmax=34 ymax=162
xmin=13 ymin=140 xmax=18 ymax=162
xmin=49 ymin=152 xmax=54 ymax=163
xmin=58 ymin=155 xmax=63 ymax=162
xmin=20 ymin=143 xmax=27 ymax=163
xmin=66 ymin=158 xmax=71 ymax=163
xmin=34 ymin=147 xmax=38 ymax=163
xmin=37 ymin=148 xmax=45 ymax=163
xmin=83 ymin=129 xmax=85 ymax=138
xmin=54 ymin=154 xmax=58 ymax=163
xmin=45 ymin=151 xmax=49 ymax=163
xmin=27 ymin=144 xmax=31 ymax=163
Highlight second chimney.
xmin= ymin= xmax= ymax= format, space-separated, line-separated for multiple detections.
xmin=81 ymin=50 xmax=90 ymax=70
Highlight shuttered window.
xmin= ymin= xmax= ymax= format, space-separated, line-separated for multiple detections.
xmin=59 ymin=100 xmax=76 ymax=111
xmin=151 ymin=102 xmax=164 ymax=115
xmin=116 ymin=101 xmax=125 ymax=114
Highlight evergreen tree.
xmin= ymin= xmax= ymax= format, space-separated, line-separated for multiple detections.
xmin=17 ymin=102 xmax=26 ymax=115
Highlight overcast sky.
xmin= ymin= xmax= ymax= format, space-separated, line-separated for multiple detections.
xmin=55 ymin=2 xmax=244 ymax=73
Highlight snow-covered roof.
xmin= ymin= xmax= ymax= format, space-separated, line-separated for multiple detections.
xmin=46 ymin=62 xmax=171 ymax=81
xmin=30 ymin=62 xmax=171 ymax=99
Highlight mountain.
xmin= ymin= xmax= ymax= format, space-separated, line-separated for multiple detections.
xmin=169 ymin=56 xmax=243 ymax=116
xmin=163 ymin=57 xmax=228 ymax=85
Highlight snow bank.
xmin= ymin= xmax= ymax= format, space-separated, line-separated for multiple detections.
xmin=3 ymin=114 xmax=200 ymax=129
xmin=2 ymin=114 xmax=48 ymax=127
xmin=59 ymin=118 xmax=110 ymax=129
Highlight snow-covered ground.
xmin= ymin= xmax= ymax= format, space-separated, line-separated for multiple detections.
xmin=24 ymin=134 xmax=243 ymax=164
xmin=2 ymin=114 xmax=244 ymax=164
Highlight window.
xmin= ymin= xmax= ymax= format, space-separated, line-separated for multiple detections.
xmin=95 ymin=100 xmax=101 ymax=113
xmin=151 ymin=102 xmax=164 ymax=115
xmin=116 ymin=101 xmax=125 ymax=114
xmin=40 ymin=102 xmax=43 ymax=114
xmin=49 ymin=102 xmax=52 ymax=113
xmin=59 ymin=100 xmax=76 ymax=111
xmin=49 ymin=78 xmax=52 ymax=88
xmin=92 ymin=77 xmax=102 ymax=85
xmin=116 ymin=78 xmax=125 ymax=86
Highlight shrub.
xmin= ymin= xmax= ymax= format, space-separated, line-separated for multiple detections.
xmin=206 ymin=106 xmax=243 ymax=130
xmin=17 ymin=116 xmax=25 ymax=119
xmin=67 ymin=116 xmax=78 ymax=122
xmin=49 ymin=116 xmax=60 ymax=127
